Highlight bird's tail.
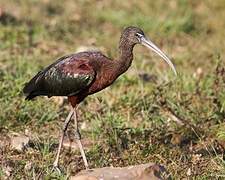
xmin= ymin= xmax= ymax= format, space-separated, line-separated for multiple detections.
xmin=24 ymin=92 xmax=37 ymax=100
xmin=23 ymin=71 xmax=43 ymax=100
xmin=23 ymin=82 xmax=38 ymax=100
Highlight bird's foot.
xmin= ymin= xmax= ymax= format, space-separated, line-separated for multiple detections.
xmin=84 ymin=164 xmax=90 ymax=170
xmin=51 ymin=162 xmax=62 ymax=174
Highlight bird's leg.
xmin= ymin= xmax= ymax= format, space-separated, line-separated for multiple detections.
xmin=73 ymin=107 xmax=89 ymax=169
xmin=53 ymin=110 xmax=74 ymax=171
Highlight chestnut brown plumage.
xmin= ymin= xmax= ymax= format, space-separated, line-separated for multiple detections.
xmin=23 ymin=26 xmax=177 ymax=171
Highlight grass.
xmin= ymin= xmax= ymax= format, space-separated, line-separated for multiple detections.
xmin=0 ymin=0 xmax=225 ymax=179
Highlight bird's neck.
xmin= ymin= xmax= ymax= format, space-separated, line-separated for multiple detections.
xmin=116 ymin=41 xmax=134 ymax=75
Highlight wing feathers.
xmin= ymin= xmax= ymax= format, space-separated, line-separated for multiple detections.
xmin=23 ymin=55 xmax=96 ymax=100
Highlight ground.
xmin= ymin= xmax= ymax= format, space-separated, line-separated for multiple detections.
xmin=0 ymin=0 xmax=225 ymax=179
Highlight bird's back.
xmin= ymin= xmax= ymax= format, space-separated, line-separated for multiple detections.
xmin=23 ymin=51 xmax=107 ymax=100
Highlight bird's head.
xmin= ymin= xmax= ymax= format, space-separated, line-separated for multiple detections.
xmin=121 ymin=26 xmax=177 ymax=75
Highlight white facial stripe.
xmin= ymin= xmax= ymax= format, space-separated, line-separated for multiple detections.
xmin=136 ymin=33 xmax=144 ymax=43
xmin=136 ymin=33 xmax=143 ymax=38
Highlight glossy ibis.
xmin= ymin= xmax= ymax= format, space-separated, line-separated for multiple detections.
xmin=23 ymin=26 xmax=177 ymax=170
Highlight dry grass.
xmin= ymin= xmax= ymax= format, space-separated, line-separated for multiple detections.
xmin=0 ymin=0 xmax=225 ymax=179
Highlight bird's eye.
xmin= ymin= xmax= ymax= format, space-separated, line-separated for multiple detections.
xmin=135 ymin=33 xmax=140 ymax=37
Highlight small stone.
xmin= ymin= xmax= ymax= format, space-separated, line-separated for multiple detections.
xmin=187 ymin=168 xmax=191 ymax=176
xmin=71 ymin=163 xmax=166 ymax=180
xmin=11 ymin=135 xmax=30 ymax=151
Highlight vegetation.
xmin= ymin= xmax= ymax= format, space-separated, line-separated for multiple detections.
xmin=0 ymin=0 xmax=225 ymax=179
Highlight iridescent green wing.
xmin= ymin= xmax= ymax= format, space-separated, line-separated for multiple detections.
xmin=43 ymin=57 xmax=96 ymax=96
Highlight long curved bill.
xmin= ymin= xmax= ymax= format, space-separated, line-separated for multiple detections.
xmin=140 ymin=36 xmax=177 ymax=76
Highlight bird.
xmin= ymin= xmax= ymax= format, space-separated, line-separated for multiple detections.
xmin=23 ymin=26 xmax=177 ymax=171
